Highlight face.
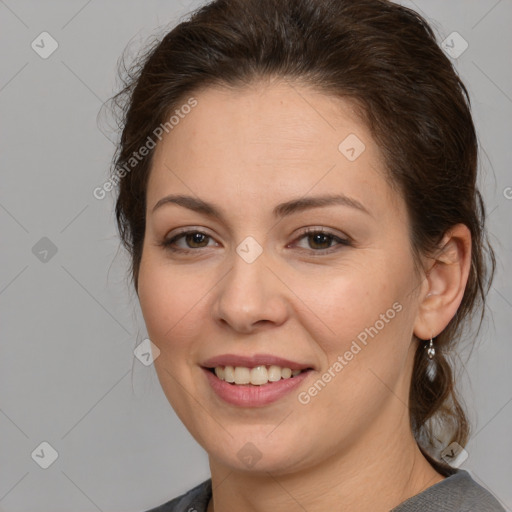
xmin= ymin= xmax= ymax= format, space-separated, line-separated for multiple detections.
xmin=137 ymin=80 xmax=425 ymax=475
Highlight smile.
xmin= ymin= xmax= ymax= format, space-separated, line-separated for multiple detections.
xmin=209 ymin=365 xmax=307 ymax=385
xmin=202 ymin=366 xmax=313 ymax=407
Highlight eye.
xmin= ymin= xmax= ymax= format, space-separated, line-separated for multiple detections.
xmin=159 ymin=229 xmax=217 ymax=253
xmin=291 ymin=227 xmax=352 ymax=254
xmin=159 ymin=227 xmax=352 ymax=255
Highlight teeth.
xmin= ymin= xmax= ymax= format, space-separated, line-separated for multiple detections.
xmin=267 ymin=365 xmax=282 ymax=382
xmin=224 ymin=366 xmax=234 ymax=383
xmin=213 ymin=365 xmax=306 ymax=385
xmin=234 ymin=366 xmax=251 ymax=384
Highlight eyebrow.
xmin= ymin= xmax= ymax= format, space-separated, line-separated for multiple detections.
xmin=151 ymin=193 xmax=371 ymax=219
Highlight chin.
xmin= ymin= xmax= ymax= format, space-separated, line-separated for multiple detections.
xmin=203 ymin=431 xmax=314 ymax=475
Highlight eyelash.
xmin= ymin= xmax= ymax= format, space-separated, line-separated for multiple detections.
xmin=159 ymin=227 xmax=352 ymax=255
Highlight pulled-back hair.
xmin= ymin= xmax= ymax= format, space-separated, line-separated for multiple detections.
xmin=108 ymin=0 xmax=496 ymax=473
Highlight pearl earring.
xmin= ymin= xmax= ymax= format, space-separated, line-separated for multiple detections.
xmin=426 ymin=335 xmax=435 ymax=359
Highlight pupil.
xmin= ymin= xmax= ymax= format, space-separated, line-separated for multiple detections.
xmin=311 ymin=233 xmax=330 ymax=249
xmin=188 ymin=233 xmax=207 ymax=247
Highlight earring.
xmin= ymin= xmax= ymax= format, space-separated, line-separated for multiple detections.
xmin=426 ymin=335 xmax=435 ymax=359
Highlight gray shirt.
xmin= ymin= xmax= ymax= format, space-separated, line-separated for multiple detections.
xmin=143 ymin=469 xmax=506 ymax=511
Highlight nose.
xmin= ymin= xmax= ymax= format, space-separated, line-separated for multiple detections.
xmin=212 ymin=244 xmax=289 ymax=333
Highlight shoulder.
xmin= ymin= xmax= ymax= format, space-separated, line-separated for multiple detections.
xmin=142 ymin=479 xmax=212 ymax=512
xmin=392 ymin=469 xmax=506 ymax=511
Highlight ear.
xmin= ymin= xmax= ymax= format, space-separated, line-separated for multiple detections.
xmin=413 ymin=223 xmax=472 ymax=341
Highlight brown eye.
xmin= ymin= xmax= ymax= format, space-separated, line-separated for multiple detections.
xmin=161 ymin=230 xmax=216 ymax=253
xmin=183 ymin=232 xmax=210 ymax=248
xmin=293 ymin=228 xmax=352 ymax=254
xmin=306 ymin=232 xmax=334 ymax=250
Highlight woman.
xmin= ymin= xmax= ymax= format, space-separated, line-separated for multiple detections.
xmin=109 ymin=0 xmax=504 ymax=510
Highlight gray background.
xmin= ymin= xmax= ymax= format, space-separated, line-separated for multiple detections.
xmin=0 ymin=1 xmax=511 ymax=511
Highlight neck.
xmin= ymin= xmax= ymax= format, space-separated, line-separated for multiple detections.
xmin=207 ymin=414 xmax=445 ymax=512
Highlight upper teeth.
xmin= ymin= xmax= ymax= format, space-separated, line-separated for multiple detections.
xmin=214 ymin=365 xmax=303 ymax=385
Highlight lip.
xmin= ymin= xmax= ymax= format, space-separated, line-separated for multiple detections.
xmin=202 ymin=366 xmax=313 ymax=407
xmin=201 ymin=353 xmax=314 ymax=371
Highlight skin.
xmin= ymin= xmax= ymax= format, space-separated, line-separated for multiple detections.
xmin=137 ymin=78 xmax=472 ymax=512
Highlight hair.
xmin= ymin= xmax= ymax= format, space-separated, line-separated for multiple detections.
xmin=108 ymin=0 xmax=496 ymax=474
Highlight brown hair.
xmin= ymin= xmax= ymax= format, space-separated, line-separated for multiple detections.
xmin=108 ymin=0 xmax=495 ymax=473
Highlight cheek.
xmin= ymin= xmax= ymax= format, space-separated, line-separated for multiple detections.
xmin=295 ymin=271 xmax=412 ymax=428
xmin=300 ymin=258 xmax=415 ymax=414
xmin=137 ymin=254 xmax=201 ymax=353
xmin=295 ymin=261 xmax=401 ymax=352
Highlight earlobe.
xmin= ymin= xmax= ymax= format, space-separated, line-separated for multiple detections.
xmin=413 ymin=224 xmax=472 ymax=341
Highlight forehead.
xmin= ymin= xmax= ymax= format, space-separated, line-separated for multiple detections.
xmin=147 ymin=81 xmax=403 ymax=221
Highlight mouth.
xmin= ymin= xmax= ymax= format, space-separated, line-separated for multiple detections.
xmin=202 ymin=363 xmax=314 ymax=407
xmin=203 ymin=365 xmax=314 ymax=386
